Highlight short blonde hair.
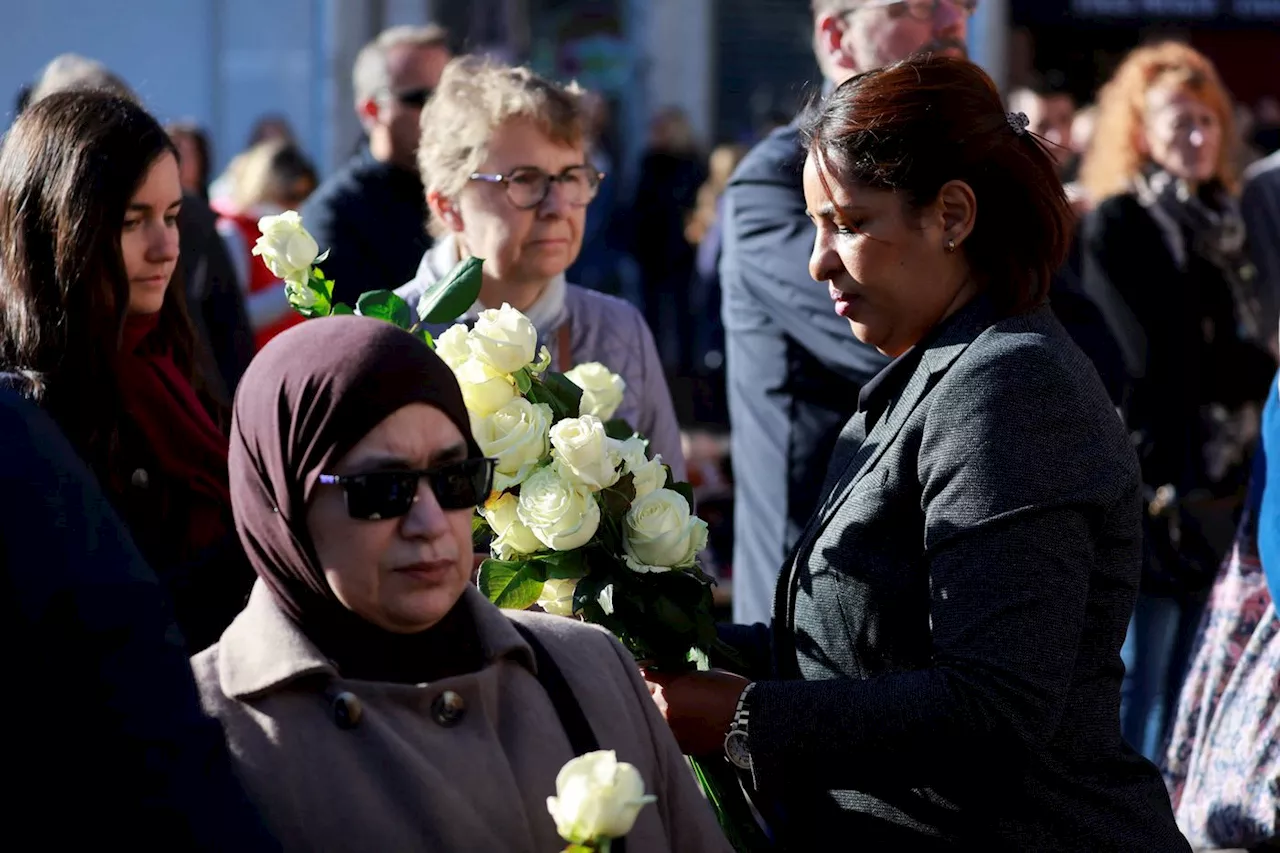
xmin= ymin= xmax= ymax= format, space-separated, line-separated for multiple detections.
xmin=417 ymin=56 xmax=586 ymax=235
xmin=30 ymin=53 xmax=136 ymax=105
xmin=1081 ymin=41 xmax=1238 ymax=201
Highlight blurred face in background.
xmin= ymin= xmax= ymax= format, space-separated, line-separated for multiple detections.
xmin=122 ymin=151 xmax=182 ymax=315
xmin=371 ymin=43 xmax=452 ymax=169
xmin=1014 ymin=92 xmax=1076 ymax=169
xmin=170 ymin=131 xmax=206 ymax=197
xmin=1142 ymin=85 xmax=1222 ymax=186
xmin=818 ymin=0 xmax=974 ymax=84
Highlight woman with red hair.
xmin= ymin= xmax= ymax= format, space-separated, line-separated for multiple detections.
xmin=1079 ymin=41 xmax=1276 ymax=764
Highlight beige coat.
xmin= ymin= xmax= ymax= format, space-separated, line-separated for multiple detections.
xmin=192 ymin=582 xmax=732 ymax=852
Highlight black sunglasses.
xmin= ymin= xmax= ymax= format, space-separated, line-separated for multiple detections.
xmin=389 ymin=87 xmax=433 ymax=108
xmin=317 ymin=458 xmax=495 ymax=521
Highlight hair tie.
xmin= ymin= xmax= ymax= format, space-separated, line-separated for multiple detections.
xmin=1006 ymin=111 xmax=1030 ymax=137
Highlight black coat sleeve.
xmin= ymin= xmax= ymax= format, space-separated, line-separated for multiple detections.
xmin=0 ymin=391 xmax=278 ymax=851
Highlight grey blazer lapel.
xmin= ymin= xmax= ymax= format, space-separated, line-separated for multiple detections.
xmin=811 ymin=303 xmax=996 ymax=533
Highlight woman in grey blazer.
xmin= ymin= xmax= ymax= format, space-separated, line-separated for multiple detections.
xmin=645 ymin=56 xmax=1189 ymax=851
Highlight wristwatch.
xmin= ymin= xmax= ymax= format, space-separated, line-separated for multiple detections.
xmin=723 ymin=682 xmax=756 ymax=772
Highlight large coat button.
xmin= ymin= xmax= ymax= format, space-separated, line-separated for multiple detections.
xmin=330 ymin=691 xmax=362 ymax=730
xmin=431 ymin=690 xmax=465 ymax=727
xmin=130 ymin=468 xmax=149 ymax=489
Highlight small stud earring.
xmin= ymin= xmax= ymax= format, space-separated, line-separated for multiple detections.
xmin=945 ymin=238 xmax=957 ymax=253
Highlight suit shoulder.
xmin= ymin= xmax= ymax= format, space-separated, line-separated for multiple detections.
xmin=729 ymin=124 xmax=804 ymax=187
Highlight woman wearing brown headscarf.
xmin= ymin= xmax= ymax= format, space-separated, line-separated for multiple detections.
xmin=191 ymin=315 xmax=729 ymax=852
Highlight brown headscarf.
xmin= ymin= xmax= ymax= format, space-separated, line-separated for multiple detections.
xmin=229 ymin=315 xmax=483 ymax=682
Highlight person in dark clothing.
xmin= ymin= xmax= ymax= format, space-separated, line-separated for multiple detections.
xmin=0 ymin=388 xmax=277 ymax=850
xmin=720 ymin=0 xmax=972 ymax=625
xmin=300 ymin=25 xmax=451 ymax=305
xmin=1079 ymin=42 xmax=1277 ymax=763
xmin=630 ymin=107 xmax=706 ymax=374
xmin=646 ymin=56 xmax=1188 ymax=852
xmin=0 ymin=91 xmax=254 ymax=652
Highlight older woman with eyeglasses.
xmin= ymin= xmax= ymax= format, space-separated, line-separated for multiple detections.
xmin=396 ymin=57 xmax=686 ymax=479
xmin=191 ymin=316 xmax=730 ymax=851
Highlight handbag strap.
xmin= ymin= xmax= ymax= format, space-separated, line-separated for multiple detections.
xmin=557 ymin=320 xmax=574 ymax=372
xmin=511 ymin=620 xmax=628 ymax=852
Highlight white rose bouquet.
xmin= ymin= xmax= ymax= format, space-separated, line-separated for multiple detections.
xmin=273 ymin=214 xmax=767 ymax=853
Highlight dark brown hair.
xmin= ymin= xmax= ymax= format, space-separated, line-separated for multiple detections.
xmin=803 ymin=55 xmax=1073 ymax=314
xmin=0 ymin=90 xmax=198 ymax=473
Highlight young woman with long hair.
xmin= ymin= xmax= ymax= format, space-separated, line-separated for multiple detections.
xmin=0 ymin=90 xmax=254 ymax=650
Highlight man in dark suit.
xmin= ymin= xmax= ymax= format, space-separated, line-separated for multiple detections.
xmin=721 ymin=0 xmax=974 ymax=624
xmin=301 ymin=26 xmax=451 ymax=306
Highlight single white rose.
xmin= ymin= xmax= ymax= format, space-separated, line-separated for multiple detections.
xmin=482 ymin=492 xmax=544 ymax=559
xmin=565 ymin=362 xmax=627 ymax=421
xmin=454 ymin=358 xmax=517 ymax=417
xmin=547 ymin=750 xmax=656 ymax=845
xmin=517 ymin=465 xmax=601 ymax=551
xmin=550 ymin=415 xmax=621 ymax=491
xmin=597 ymin=583 xmax=615 ymax=616
xmin=472 ymin=399 xmax=552 ymax=491
xmin=537 ymin=577 xmax=579 ymax=617
xmin=434 ymin=324 xmax=472 ymax=370
xmin=469 ymin=303 xmax=538 ymax=374
xmin=252 ymin=211 xmax=320 ymax=283
xmin=622 ymin=489 xmax=708 ymax=573
xmin=615 ymin=436 xmax=666 ymax=500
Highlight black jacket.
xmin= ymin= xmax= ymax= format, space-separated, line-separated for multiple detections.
xmin=0 ymin=389 xmax=277 ymax=850
xmin=299 ymin=148 xmax=431 ymax=306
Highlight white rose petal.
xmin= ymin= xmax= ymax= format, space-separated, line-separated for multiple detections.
xmin=454 ymin=358 xmax=518 ymax=417
xmin=252 ymin=210 xmax=320 ymax=283
xmin=469 ymin=303 xmax=538 ymax=374
xmin=482 ymin=493 xmax=544 ymax=559
xmin=550 ymin=415 xmax=622 ymax=491
xmin=597 ymin=584 xmax=615 ymax=616
xmin=435 ymin=324 xmax=472 ymax=370
xmin=472 ymin=399 xmax=552 ymax=491
xmin=615 ymin=435 xmax=666 ymax=500
xmin=517 ymin=465 xmax=601 ymax=551
xmin=537 ymin=577 xmax=579 ymax=617
xmin=622 ymin=489 xmax=708 ymax=573
xmin=546 ymin=750 xmax=656 ymax=845
xmin=565 ymin=362 xmax=627 ymax=421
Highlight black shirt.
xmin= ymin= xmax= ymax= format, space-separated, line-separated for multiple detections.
xmin=300 ymin=148 xmax=432 ymax=306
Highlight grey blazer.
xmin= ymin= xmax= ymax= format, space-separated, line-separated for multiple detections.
xmin=746 ymin=299 xmax=1189 ymax=851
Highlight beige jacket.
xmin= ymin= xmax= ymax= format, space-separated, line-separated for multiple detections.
xmin=192 ymin=582 xmax=731 ymax=852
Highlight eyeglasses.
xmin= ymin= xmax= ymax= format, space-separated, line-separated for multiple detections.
xmin=850 ymin=0 xmax=979 ymax=19
xmin=317 ymin=458 xmax=496 ymax=521
xmin=469 ymin=165 xmax=605 ymax=210
xmin=387 ymin=87 xmax=433 ymax=108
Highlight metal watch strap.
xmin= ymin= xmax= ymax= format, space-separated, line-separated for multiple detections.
xmin=731 ymin=681 xmax=756 ymax=736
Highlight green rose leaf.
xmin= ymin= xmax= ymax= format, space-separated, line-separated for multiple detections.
xmin=331 ymin=303 xmax=355 ymax=316
xmin=526 ymin=373 xmax=585 ymax=422
xmin=417 ymin=256 xmax=484 ymax=324
xmin=536 ymin=549 xmax=586 ymax=580
xmin=417 ymin=328 xmax=434 ymax=348
xmin=603 ymin=418 xmax=637 ymax=441
xmin=477 ymin=558 xmax=545 ymax=610
xmin=355 ymin=290 xmax=414 ymax=329
xmin=513 ymin=368 xmax=533 ymax=395
xmin=599 ymin=472 xmax=636 ymax=519
xmin=671 ymin=480 xmax=696 ymax=510
xmin=472 ymin=513 xmax=493 ymax=551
